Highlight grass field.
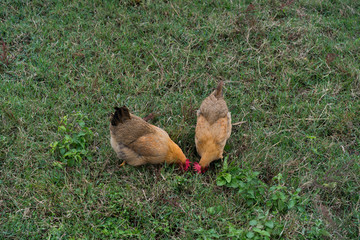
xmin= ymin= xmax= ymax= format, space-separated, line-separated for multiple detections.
xmin=1 ymin=0 xmax=359 ymax=239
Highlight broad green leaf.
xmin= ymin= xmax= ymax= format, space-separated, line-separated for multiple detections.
xmin=60 ymin=148 xmax=66 ymax=155
xmin=229 ymin=181 xmax=239 ymax=188
xmin=279 ymin=192 xmax=286 ymax=200
xmin=259 ymin=230 xmax=271 ymax=237
xmin=320 ymin=229 xmax=331 ymax=237
xmin=223 ymin=173 xmax=232 ymax=183
xmin=223 ymin=156 xmax=228 ymax=170
xmin=278 ymin=201 xmax=285 ymax=211
xmin=78 ymin=121 xmax=85 ymax=127
xmin=265 ymin=221 xmax=274 ymax=229
xmin=207 ymin=207 xmax=215 ymax=215
xmin=272 ymin=194 xmax=278 ymax=200
xmin=253 ymin=227 xmax=261 ymax=233
xmin=254 ymin=228 xmax=271 ymax=237
xmin=256 ymin=224 xmax=264 ymax=229
xmin=248 ymin=190 xmax=255 ymax=198
xmin=288 ymin=199 xmax=296 ymax=209
xmin=246 ymin=231 xmax=254 ymax=238
xmin=68 ymin=158 xmax=75 ymax=167
xmin=216 ymin=178 xmax=226 ymax=186
xmin=249 ymin=220 xmax=257 ymax=226
xmin=58 ymin=126 xmax=67 ymax=132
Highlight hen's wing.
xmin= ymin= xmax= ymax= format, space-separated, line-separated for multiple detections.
xmin=110 ymin=114 xmax=154 ymax=145
xmin=126 ymin=126 xmax=170 ymax=162
xmin=212 ymin=112 xmax=231 ymax=148
xmin=195 ymin=112 xmax=231 ymax=156
xmin=195 ymin=114 xmax=212 ymax=157
xmin=110 ymin=107 xmax=170 ymax=164
xmin=199 ymin=94 xmax=228 ymax=125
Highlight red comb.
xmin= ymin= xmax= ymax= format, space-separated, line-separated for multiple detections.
xmin=193 ymin=162 xmax=202 ymax=174
xmin=180 ymin=159 xmax=191 ymax=171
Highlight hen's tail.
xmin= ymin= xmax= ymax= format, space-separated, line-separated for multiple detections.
xmin=111 ymin=106 xmax=131 ymax=126
xmin=214 ymin=81 xmax=224 ymax=99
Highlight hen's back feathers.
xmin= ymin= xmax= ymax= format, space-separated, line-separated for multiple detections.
xmin=110 ymin=106 xmax=155 ymax=147
xmin=198 ymin=81 xmax=228 ymax=125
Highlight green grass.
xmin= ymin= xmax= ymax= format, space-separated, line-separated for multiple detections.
xmin=1 ymin=0 xmax=359 ymax=239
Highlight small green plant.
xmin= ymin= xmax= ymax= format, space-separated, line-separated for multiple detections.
xmin=267 ymin=174 xmax=307 ymax=214
xmin=194 ymin=227 xmax=221 ymax=239
xmin=50 ymin=112 xmax=94 ymax=167
xmin=217 ymin=157 xmax=267 ymax=206
xmin=245 ymin=210 xmax=279 ymax=240
xmin=267 ymin=174 xmax=289 ymax=212
xmin=305 ymin=219 xmax=331 ymax=238
xmin=96 ymin=218 xmax=139 ymax=238
xmin=215 ymin=158 xmax=313 ymax=239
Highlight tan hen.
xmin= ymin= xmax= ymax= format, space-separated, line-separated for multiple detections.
xmin=110 ymin=106 xmax=190 ymax=170
xmin=194 ymin=81 xmax=231 ymax=173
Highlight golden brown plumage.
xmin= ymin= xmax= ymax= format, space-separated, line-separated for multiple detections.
xmin=194 ymin=81 xmax=231 ymax=173
xmin=110 ymin=106 xmax=190 ymax=170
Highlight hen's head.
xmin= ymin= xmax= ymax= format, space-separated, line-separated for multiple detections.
xmin=180 ymin=159 xmax=191 ymax=171
xmin=193 ymin=162 xmax=208 ymax=174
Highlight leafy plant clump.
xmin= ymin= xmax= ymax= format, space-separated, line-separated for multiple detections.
xmin=211 ymin=157 xmax=329 ymax=239
xmin=50 ymin=112 xmax=94 ymax=167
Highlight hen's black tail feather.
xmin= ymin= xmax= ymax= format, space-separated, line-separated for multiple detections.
xmin=111 ymin=106 xmax=131 ymax=126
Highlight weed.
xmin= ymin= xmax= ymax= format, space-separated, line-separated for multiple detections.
xmin=215 ymin=157 xmax=328 ymax=239
xmin=50 ymin=112 xmax=94 ymax=167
